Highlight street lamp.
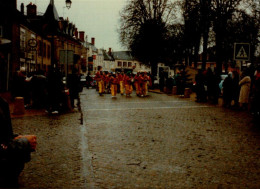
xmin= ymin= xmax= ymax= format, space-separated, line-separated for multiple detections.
xmin=65 ymin=0 xmax=72 ymax=9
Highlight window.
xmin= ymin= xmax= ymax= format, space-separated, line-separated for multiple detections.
xmin=20 ymin=28 xmax=26 ymax=50
xmin=128 ymin=62 xmax=132 ymax=67
xmin=118 ymin=61 xmax=122 ymax=67
xmin=123 ymin=62 xmax=127 ymax=67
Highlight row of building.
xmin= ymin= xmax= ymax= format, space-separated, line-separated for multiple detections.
xmin=0 ymin=0 xmax=151 ymax=93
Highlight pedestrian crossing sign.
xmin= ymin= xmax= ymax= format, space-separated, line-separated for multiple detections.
xmin=234 ymin=43 xmax=250 ymax=61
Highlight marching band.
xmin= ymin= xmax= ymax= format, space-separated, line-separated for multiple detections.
xmin=94 ymin=66 xmax=152 ymax=98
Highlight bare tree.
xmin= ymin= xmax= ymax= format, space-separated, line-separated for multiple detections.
xmin=119 ymin=0 xmax=177 ymax=75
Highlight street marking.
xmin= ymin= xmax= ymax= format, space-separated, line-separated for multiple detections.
xmin=80 ymin=124 xmax=95 ymax=188
xmin=84 ymin=105 xmax=211 ymax=111
xmin=86 ymin=100 xmax=189 ymax=105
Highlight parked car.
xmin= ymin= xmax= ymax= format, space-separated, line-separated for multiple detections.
xmin=80 ymin=75 xmax=87 ymax=87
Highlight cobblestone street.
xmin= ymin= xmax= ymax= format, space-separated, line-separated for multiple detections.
xmin=12 ymin=89 xmax=260 ymax=188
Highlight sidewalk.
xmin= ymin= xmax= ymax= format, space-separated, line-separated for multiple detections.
xmin=9 ymin=103 xmax=46 ymax=118
xmin=149 ymin=88 xmax=225 ymax=107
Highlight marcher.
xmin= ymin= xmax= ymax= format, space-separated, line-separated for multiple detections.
xmin=124 ymin=72 xmax=133 ymax=97
xmin=142 ymin=72 xmax=149 ymax=97
xmin=0 ymin=96 xmax=36 ymax=188
xmin=110 ymin=74 xmax=119 ymax=98
xmin=134 ymin=72 xmax=141 ymax=96
xmin=94 ymin=66 xmax=105 ymax=96
xmin=118 ymin=72 xmax=124 ymax=95
xmin=239 ymin=71 xmax=251 ymax=110
xmin=222 ymin=72 xmax=233 ymax=108
xmin=138 ymin=72 xmax=145 ymax=97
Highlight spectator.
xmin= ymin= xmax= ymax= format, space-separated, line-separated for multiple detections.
xmin=67 ymin=68 xmax=81 ymax=109
xmin=31 ymin=70 xmax=47 ymax=109
xmin=46 ymin=67 xmax=63 ymax=114
xmin=232 ymin=70 xmax=240 ymax=108
xmin=239 ymin=71 xmax=251 ymax=110
xmin=0 ymin=96 xmax=36 ymax=187
xmin=195 ymin=69 xmax=206 ymax=102
xmin=222 ymin=72 xmax=233 ymax=108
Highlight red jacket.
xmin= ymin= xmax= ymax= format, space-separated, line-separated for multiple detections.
xmin=94 ymin=71 xmax=102 ymax=81
xmin=110 ymin=77 xmax=119 ymax=85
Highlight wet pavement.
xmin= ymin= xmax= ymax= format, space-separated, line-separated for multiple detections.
xmin=11 ymin=88 xmax=260 ymax=188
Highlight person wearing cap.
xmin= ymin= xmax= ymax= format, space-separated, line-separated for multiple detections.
xmin=110 ymin=73 xmax=119 ymax=98
xmin=94 ymin=66 xmax=105 ymax=96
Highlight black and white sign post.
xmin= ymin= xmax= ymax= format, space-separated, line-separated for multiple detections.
xmin=234 ymin=43 xmax=250 ymax=70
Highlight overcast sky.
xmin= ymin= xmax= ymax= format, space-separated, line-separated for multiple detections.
xmin=17 ymin=0 xmax=128 ymax=51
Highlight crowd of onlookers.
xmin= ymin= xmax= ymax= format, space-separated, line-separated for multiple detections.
xmin=10 ymin=64 xmax=260 ymax=117
xmin=11 ymin=67 xmax=82 ymax=114
xmin=194 ymin=66 xmax=260 ymax=114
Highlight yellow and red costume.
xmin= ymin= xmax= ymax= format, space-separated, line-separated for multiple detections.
xmin=124 ymin=75 xmax=133 ymax=96
xmin=110 ymin=76 xmax=119 ymax=97
xmin=142 ymin=74 xmax=149 ymax=96
xmin=134 ymin=74 xmax=141 ymax=96
xmin=118 ymin=74 xmax=124 ymax=95
xmin=94 ymin=71 xmax=105 ymax=95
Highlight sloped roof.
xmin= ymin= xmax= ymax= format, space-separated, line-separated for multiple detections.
xmin=112 ymin=51 xmax=135 ymax=61
xmin=102 ymin=50 xmax=114 ymax=61
xmin=44 ymin=0 xmax=59 ymax=21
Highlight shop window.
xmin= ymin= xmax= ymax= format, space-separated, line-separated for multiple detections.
xmin=123 ymin=62 xmax=127 ymax=67
xmin=118 ymin=61 xmax=122 ymax=67
xmin=128 ymin=62 xmax=132 ymax=67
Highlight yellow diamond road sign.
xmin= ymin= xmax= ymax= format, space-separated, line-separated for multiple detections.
xmin=234 ymin=43 xmax=250 ymax=61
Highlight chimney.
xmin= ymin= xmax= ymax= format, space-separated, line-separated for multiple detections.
xmin=21 ymin=3 xmax=24 ymax=15
xmin=91 ymin=37 xmax=95 ymax=45
xmin=108 ymin=48 xmax=112 ymax=55
xmin=79 ymin=31 xmax=85 ymax=42
xmin=26 ymin=3 xmax=37 ymax=18
xmin=74 ymin=28 xmax=78 ymax=39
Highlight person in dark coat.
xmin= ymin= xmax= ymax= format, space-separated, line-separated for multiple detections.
xmin=222 ymin=72 xmax=233 ymax=108
xmin=0 ymin=96 xmax=35 ymax=188
xmin=206 ymin=68 xmax=220 ymax=104
xmin=67 ymin=68 xmax=81 ymax=109
xmin=31 ymin=70 xmax=47 ymax=109
xmin=195 ymin=69 xmax=206 ymax=102
xmin=159 ymin=71 xmax=165 ymax=92
xmin=232 ymin=70 xmax=240 ymax=107
xmin=47 ymin=67 xmax=63 ymax=114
